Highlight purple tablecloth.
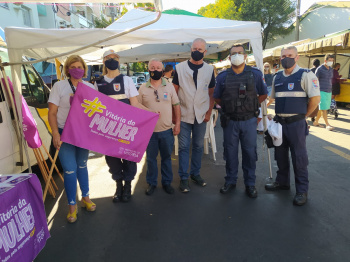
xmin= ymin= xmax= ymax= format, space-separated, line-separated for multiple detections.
xmin=0 ymin=174 xmax=50 ymax=262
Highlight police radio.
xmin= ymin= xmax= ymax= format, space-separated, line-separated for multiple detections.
xmin=239 ymin=83 xmax=246 ymax=98
xmin=237 ymin=83 xmax=246 ymax=107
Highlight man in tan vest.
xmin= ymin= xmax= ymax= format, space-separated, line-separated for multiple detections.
xmin=173 ymin=38 xmax=215 ymax=193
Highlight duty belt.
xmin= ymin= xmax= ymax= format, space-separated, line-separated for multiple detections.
xmin=274 ymin=114 xmax=305 ymax=124
xmin=229 ymin=115 xmax=255 ymax=121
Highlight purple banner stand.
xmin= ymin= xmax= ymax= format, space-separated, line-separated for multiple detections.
xmin=0 ymin=174 xmax=50 ymax=262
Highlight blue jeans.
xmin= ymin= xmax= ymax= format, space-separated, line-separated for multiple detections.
xmin=146 ymin=129 xmax=174 ymax=186
xmin=58 ymin=129 xmax=90 ymax=205
xmin=223 ymin=117 xmax=257 ymax=186
xmin=178 ymin=120 xmax=207 ymax=180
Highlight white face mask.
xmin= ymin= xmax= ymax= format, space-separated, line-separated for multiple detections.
xmin=230 ymin=54 xmax=245 ymax=66
xmin=326 ymin=61 xmax=333 ymax=67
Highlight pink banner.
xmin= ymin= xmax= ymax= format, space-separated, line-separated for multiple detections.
xmin=61 ymin=82 xmax=159 ymax=163
xmin=2 ymin=77 xmax=42 ymax=149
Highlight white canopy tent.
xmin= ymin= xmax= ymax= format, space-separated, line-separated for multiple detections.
xmin=5 ymin=9 xmax=263 ymax=67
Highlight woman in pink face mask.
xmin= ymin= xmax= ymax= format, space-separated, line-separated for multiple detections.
xmin=48 ymin=55 xmax=97 ymax=223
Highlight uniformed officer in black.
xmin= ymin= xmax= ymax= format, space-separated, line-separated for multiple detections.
xmin=95 ymin=50 xmax=153 ymax=203
xmin=214 ymin=44 xmax=268 ymax=198
xmin=265 ymin=46 xmax=320 ymax=206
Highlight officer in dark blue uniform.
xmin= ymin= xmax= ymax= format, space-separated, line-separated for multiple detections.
xmin=214 ymin=44 xmax=267 ymax=198
xmin=94 ymin=50 xmax=151 ymax=203
xmin=265 ymin=46 xmax=320 ymax=206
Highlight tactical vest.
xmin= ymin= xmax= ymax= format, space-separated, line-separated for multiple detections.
xmin=274 ymin=69 xmax=308 ymax=114
xmin=95 ymin=74 xmax=130 ymax=104
xmin=222 ymin=66 xmax=259 ymax=119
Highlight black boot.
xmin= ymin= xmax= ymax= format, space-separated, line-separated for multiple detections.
xmin=122 ymin=181 xmax=132 ymax=202
xmin=113 ymin=180 xmax=123 ymax=203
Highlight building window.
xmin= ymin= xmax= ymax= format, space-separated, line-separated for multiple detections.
xmin=37 ymin=4 xmax=47 ymax=16
xmin=22 ymin=7 xmax=32 ymax=27
xmin=0 ymin=3 xmax=9 ymax=9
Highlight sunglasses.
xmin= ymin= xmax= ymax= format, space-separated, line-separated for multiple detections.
xmin=154 ymin=90 xmax=160 ymax=102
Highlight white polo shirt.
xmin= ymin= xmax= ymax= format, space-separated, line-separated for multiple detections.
xmin=48 ymin=79 xmax=96 ymax=128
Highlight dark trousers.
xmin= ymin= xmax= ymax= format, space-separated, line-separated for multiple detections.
xmin=105 ymin=156 xmax=137 ymax=181
xmin=275 ymin=119 xmax=309 ymax=193
xmin=146 ymin=129 xmax=174 ymax=186
xmin=223 ymin=117 xmax=257 ymax=186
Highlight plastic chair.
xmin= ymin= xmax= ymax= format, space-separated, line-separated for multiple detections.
xmin=203 ymin=109 xmax=218 ymax=161
xmin=174 ymin=110 xmax=218 ymax=160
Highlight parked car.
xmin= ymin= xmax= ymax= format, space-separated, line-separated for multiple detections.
xmin=133 ymin=72 xmax=149 ymax=82
xmin=137 ymin=76 xmax=146 ymax=84
xmin=0 ymin=46 xmax=52 ymax=174
xmin=131 ymin=76 xmax=145 ymax=90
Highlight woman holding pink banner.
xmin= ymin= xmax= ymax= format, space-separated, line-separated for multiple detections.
xmin=94 ymin=50 xmax=153 ymax=203
xmin=48 ymin=55 xmax=97 ymax=223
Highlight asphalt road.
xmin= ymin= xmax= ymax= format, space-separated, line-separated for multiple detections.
xmin=36 ymin=106 xmax=350 ymax=262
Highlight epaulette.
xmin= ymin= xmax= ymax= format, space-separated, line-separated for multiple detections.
xmin=250 ymin=66 xmax=263 ymax=75
xmin=302 ymin=68 xmax=311 ymax=73
xmin=217 ymin=69 xmax=227 ymax=77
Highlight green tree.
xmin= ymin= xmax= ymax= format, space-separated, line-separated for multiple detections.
xmin=94 ymin=4 xmax=129 ymax=28
xmin=132 ymin=62 xmax=148 ymax=73
xmin=134 ymin=3 xmax=155 ymax=12
xmin=94 ymin=16 xmax=112 ymax=28
xmin=198 ymin=0 xmax=295 ymax=49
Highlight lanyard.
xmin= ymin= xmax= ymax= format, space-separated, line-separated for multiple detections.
xmin=68 ymin=79 xmax=76 ymax=94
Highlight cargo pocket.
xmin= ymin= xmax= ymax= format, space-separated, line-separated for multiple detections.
xmin=304 ymin=120 xmax=309 ymax=136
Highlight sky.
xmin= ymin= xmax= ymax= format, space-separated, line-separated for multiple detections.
xmin=161 ymin=0 xmax=350 ymax=15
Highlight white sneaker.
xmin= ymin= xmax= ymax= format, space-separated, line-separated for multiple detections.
xmin=326 ymin=126 xmax=335 ymax=131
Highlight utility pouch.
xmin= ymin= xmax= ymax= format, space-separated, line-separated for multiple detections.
xmin=220 ymin=114 xmax=228 ymax=128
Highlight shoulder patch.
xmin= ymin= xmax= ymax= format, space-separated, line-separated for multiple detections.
xmin=311 ymin=78 xmax=319 ymax=89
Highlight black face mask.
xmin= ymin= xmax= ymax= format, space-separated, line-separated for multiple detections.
xmin=149 ymin=70 xmax=163 ymax=80
xmin=191 ymin=50 xmax=204 ymax=61
xmin=281 ymin=57 xmax=296 ymax=69
xmin=105 ymin=58 xmax=119 ymax=70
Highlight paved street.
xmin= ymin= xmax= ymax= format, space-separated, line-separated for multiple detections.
xmin=36 ymin=106 xmax=350 ymax=262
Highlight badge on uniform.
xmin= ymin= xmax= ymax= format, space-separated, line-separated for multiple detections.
xmin=163 ymin=92 xmax=168 ymax=100
xmin=288 ymin=83 xmax=294 ymax=90
xmin=312 ymin=79 xmax=319 ymax=88
xmin=113 ymin=83 xmax=121 ymax=92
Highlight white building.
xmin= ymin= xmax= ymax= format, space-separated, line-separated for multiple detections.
xmin=0 ymin=3 xmax=114 ymax=30
xmin=0 ymin=3 xmax=52 ymax=29
xmin=266 ymin=1 xmax=350 ymax=48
